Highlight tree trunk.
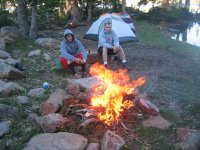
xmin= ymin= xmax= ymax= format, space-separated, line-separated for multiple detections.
xmin=185 ymin=0 xmax=190 ymax=8
xmin=122 ymin=0 xmax=126 ymax=12
xmin=179 ymin=0 xmax=183 ymax=7
xmin=68 ymin=0 xmax=80 ymax=25
xmin=162 ymin=0 xmax=169 ymax=6
xmin=17 ymin=0 xmax=29 ymax=37
xmin=1 ymin=0 xmax=6 ymax=9
xmin=29 ymin=4 xmax=37 ymax=39
xmin=87 ymin=1 xmax=92 ymax=22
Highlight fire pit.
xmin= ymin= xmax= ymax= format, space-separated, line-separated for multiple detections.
xmin=62 ymin=63 xmax=146 ymax=130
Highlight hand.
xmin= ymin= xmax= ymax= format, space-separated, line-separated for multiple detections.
xmin=74 ymin=58 xmax=82 ymax=64
xmin=80 ymin=60 xmax=86 ymax=64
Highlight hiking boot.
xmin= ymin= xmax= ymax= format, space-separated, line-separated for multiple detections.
xmin=113 ymin=56 xmax=120 ymax=61
xmin=74 ymin=73 xmax=82 ymax=79
xmin=104 ymin=64 xmax=109 ymax=69
xmin=122 ymin=63 xmax=131 ymax=71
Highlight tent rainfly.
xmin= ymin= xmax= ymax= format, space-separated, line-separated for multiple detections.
xmin=84 ymin=13 xmax=138 ymax=43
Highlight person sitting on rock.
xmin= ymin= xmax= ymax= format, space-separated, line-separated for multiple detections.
xmin=98 ymin=21 xmax=130 ymax=70
xmin=60 ymin=29 xmax=87 ymax=78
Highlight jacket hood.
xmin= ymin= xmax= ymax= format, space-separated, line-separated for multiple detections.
xmin=64 ymin=29 xmax=74 ymax=36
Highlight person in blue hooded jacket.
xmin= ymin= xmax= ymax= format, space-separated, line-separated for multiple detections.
xmin=60 ymin=29 xmax=87 ymax=78
xmin=98 ymin=21 xmax=130 ymax=70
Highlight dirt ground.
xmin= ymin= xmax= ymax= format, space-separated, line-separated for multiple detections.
xmin=8 ymin=25 xmax=200 ymax=149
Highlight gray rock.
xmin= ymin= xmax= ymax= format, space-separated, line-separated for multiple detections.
xmin=28 ymin=88 xmax=45 ymax=97
xmin=176 ymin=128 xmax=200 ymax=150
xmin=0 ymin=103 xmax=19 ymax=119
xmin=35 ymin=38 xmax=60 ymax=49
xmin=0 ymin=38 xmax=5 ymax=50
xmin=0 ymin=121 xmax=11 ymax=137
xmin=101 ymin=130 xmax=125 ymax=150
xmin=0 ymin=80 xmax=25 ymax=97
xmin=28 ymin=49 xmax=41 ymax=57
xmin=86 ymin=143 xmax=100 ymax=150
xmin=138 ymin=98 xmax=159 ymax=115
xmin=0 ymin=62 xmax=25 ymax=79
xmin=40 ymin=89 xmax=72 ymax=115
xmin=142 ymin=115 xmax=172 ymax=130
xmin=24 ymin=132 xmax=88 ymax=150
xmin=43 ymin=53 xmax=51 ymax=61
xmin=35 ymin=113 xmax=69 ymax=133
xmin=16 ymin=96 xmax=29 ymax=104
xmin=4 ymin=58 xmax=20 ymax=66
xmin=67 ymin=76 xmax=101 ymax=91
xmin=0 ymin=50 xmax=11 ymax=59
xmin=66 ymin=81 xmax=80 ymax=95
xmin=1 ymin=26 xmax=20 ymax=43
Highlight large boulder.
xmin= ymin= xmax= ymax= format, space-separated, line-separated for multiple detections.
xmin=0 ymin=26 xmax=20 ymax=43
xmin=35 ymin=38 xmax=60 ymax=49
xmin=0 ymin=80 xmax=25 ymax=97
xmin=0 ymin=62 xmax=25 ymax=79
xmin=40 ymin=89 xmax=73 ymax=115
xmin=24 ymin=132 xmax=88 ymax=150
xmin=0 ymin=50 xmax=11 ymax=59
xmin=35 ymin=113 xmax=69 ymax=133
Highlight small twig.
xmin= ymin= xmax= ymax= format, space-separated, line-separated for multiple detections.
xmin=120 ymin=120 xmax=133 ymax=132
xmin=78 ymin=118 xmax=99 ymax=130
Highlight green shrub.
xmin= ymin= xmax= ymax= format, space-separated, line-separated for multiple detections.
xmin=135 ymin=6 xmax=193 ymax=23
xmin=0 ymin=9 xmax=13 ymax=27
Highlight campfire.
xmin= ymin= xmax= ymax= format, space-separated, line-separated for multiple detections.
xmin=89 ymin=63 xmax=145 ymax=126
xmin=62 ymin=63 xmax=146 ymax=130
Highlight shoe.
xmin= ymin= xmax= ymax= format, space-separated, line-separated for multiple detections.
xmin=104 ymin=64 xmax=109 ymax=69
xmin=74 ymin=73 xmax=82 ymax=79
xmin=113 ymin=56 xmax=120 ymax=61
xmin=82 ymin=72 xmax=88 ymax=78
xmin=122 ymin=63 xmax=131 ymax=71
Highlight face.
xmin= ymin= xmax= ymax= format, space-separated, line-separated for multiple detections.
xmin=105 ymin=24 xmax=112 ymax=32
xmin=65 ymin=34 xmax=73 ymax=42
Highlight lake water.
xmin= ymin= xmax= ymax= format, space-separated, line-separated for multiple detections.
xmin=171 ymin=22 xmax=200 ymax=47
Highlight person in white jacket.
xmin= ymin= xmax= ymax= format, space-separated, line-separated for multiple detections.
xmin=98 ymin=21 xmax=130 ymax=70
xmin=60 ymin=29 xmax=88 ymax=78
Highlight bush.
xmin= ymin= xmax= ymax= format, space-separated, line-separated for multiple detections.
xmin=134 ymin=6 xmax=194 ymax=23
xmin=0 ymin=9 xmax=13 ymax=27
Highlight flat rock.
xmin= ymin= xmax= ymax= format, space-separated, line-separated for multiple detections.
xmin=67 ymin=76 xmax=101 ymax=91
xmin=0 ymin=50 xmax=11 ymax=59
xmin=35 ymin=113 xmax=69 ymax=133
xmin=0 ymin=80 xmax=25 ymax=97
xmin=24 ymin=132 xmax=88 ymax=150
xmin=28 ymin=88 xmax=45 ymax=97
xmin=142 ymin=115 xmax=172 ymax=129
xmin=0 ymin=121 xmax=10 ymax=137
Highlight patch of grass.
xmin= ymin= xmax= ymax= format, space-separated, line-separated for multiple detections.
xmin=6 ymin=38 xmax=41 ymax=52
xmin=160 ymin=108 xmax=177 ymax=124
xmin=135 ymin=20 xmax=200 ymax=60
xmin=133 ymin=124 xmax=176 ymax=150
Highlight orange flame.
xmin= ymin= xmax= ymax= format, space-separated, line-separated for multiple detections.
xmin=89 ymin=63 xmax=145 ymax=126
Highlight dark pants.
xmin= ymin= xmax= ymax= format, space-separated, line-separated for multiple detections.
xmin=98 ymin=46 xmax=118 ymax=56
